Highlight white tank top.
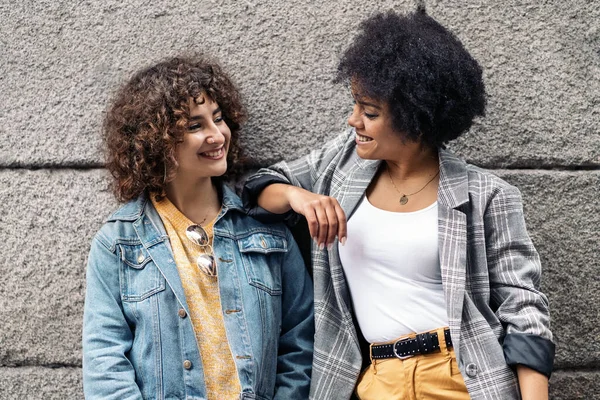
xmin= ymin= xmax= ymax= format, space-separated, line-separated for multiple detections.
xmin=338 ymin=196 xmax=448 ymax=343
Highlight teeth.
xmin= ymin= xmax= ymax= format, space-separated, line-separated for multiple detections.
xmin=202 ymin=148 xmax=223 ymax=157
xmin=357 ymin=134 xmax=372 ymax=142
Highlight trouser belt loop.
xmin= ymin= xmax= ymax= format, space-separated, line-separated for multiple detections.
xmin=445 ymin=328 xmax=453 ymax=348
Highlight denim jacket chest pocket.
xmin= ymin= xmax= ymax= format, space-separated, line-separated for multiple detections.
xmin=118 ymin=243 xmax=166 ymax=302
xmin=237 ymin=233 xmax=287 ymax=296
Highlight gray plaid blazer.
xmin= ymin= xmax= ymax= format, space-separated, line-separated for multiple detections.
xmin=245 ymin=129 xmax=554 ymax=400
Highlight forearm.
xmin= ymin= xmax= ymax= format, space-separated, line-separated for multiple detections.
xmin=517 ymin=365 xmax=549 ymax=400
xmin=248 ymin=130 xmax=352 ymax=214
xmin=257 ymin=183 xmax=297 ymax=214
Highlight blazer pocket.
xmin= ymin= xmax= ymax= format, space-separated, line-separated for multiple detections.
xmin=118 ymin=243 xmax=166 ymax=302
xmin=237 ymin=232 xmax=287 ymax=296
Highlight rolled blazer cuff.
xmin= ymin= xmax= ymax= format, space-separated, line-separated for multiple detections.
xmin=242 ymin=175 xmax=300 ymax=225
xmin=503 ymin=333 xmax=555 ymax=378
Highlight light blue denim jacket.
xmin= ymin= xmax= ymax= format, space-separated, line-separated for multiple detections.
xmin=82 ymin=184 xmax=314 ymax=400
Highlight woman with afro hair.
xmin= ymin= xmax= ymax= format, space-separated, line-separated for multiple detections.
xmin=244 ymin=9 xmax=554 ymax=400
xmin=82 ymin=55 xmax=314 ymax=399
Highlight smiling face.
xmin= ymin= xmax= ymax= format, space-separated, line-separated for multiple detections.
xmin=172 ymin=94 xmax=231 ymax=182
xmin=348 ymin=89 xmax=409 ymax=161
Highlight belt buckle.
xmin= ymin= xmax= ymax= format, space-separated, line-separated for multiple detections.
xmin=392 ymin=338 xmax=414 ymax=360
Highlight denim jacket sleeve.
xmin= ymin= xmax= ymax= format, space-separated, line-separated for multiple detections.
xmin=82 ymin=233 xmax=143 ymax=400
xmin=274 ymin=228 xmax=315 ymax=399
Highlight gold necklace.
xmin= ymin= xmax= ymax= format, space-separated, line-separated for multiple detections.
xmin=386 ymin=166 xmax=440 ymax=205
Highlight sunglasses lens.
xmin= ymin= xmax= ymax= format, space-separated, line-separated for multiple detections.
xmin=197 ymin=254 xmax=216 ymax=276
xmin=186 ymin=225 xmax=210 ymax=246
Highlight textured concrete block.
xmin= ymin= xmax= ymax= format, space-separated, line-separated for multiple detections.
xmin=0 ymin=169 xmax=116 ymax=366
xmin=549 ymin=370 xmax=600 ymax=400
xmin=0 ymin=367 xmax=82 ymax=400
xmin=1 ymin=0 xmax=597 ymax=168
xmin=1 ymin=1 xmax=598 ymax=398
xmin=497 ymin=170 xmax=600 ymax=369
xmin=428 ymin=0 xmax=600 ymax=167
xmin=0 ymin=0 xmax=409 ymax=168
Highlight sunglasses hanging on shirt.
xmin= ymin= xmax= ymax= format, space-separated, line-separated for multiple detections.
xmin=185 ymin=225 xmax=217 ymax=276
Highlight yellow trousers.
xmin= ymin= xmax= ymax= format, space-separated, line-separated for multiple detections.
xmin=356 ymin=328 xmax=470 ymax=400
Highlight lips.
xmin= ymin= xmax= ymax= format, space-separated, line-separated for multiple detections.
xmin=199 ymin=146 xmax=225 ymax=159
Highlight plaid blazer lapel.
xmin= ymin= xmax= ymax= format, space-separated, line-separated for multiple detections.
xmin=307 ymin=157 xmax=382 ymax=400
xmin=336 ymin=158 xmax=381 ymax=219
xmin=437 ymin=149 xmax=470 ymax=362
xmin=331 ymin=157 xmax=381 ymax=320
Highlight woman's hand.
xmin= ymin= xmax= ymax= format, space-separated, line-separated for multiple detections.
xmin=256 ymin=183 xmax=347 ymax=248
xmin=285 ymin=186 xmax=347 ymax=248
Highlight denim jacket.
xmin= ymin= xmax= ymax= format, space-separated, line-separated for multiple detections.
xmin=82 ymin=184 xmax=314 ymax=400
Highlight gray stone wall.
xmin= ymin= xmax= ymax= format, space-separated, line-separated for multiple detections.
xmin=1 ymin=0 xmax=598 ymax=398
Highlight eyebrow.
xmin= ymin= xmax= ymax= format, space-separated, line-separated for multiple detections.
xmin=356 ymin=100 xmax=382 ymax=109
xmin=352 ymin=92 xmax=381 ymax=109
xmin=189 ymin=107 xmax=222 ymax=121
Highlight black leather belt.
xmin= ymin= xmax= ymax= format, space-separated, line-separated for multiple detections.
xmin=371 ymin=328 xmax=453 ymax=360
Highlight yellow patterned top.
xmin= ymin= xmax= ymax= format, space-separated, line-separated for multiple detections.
xmin=151 ymin=195 xmax=241 ymax=399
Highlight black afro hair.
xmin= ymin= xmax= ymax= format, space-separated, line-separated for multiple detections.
xmin=336 ymin=10 xmax=486 ymax=148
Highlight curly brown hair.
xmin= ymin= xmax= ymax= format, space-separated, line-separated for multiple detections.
xmin=104 ymin=54 xmax=247 ymax=202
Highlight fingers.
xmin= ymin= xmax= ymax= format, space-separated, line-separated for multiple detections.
xmin=290 ymin=189 xmax=346 ymax=250
xmin=313 ymin=204 xmax=329 ymax=249
xmin=334 ymin=203 xmax=347 ymax=245
xmin=310 ymin=197 xmax=346 ymax=249
xmin=304 ymin=207 xmax=320 ymax=244
xmin=324 ymin=205 xmax=339 ymax=247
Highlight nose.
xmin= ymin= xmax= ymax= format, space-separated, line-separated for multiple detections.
xmin=347 ymin=104 xmax=363 ymax=129
xmin=206 ymin=122 xmax=226 ymax=145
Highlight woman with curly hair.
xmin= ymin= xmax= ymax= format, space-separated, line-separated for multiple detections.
xmin=244 ymin=10 xmax=554 ymax=400
xmin=82 ymin=55 xmax=314 ymax=400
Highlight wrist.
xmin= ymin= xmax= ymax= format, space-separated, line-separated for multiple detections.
xmin=258 ymin=183 xmax=296 ymax=214
xmin=283 ymin=184 xmax=301 ymax=201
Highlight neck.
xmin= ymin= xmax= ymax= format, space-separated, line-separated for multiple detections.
xmin=165 ymin=176 xmax=221 ymax=225
xmin=385 ymin=142 xmax=439 ymax=180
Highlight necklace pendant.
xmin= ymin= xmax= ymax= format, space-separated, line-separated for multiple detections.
xmin=399 ymin=195 xmax=409 ymax=205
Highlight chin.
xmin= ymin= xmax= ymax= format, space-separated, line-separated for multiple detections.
xmin=355 ymin=147 xmax=375 ymax=160
xmin=212 ymin=163 xmax=228 ymax=177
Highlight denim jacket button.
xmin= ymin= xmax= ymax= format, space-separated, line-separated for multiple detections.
xmin=183 ymin=360 xmax=192 ymax=370
xmin=178 ymin=309 xmax=187 ymax=318
xmin=137 ymin=253 xmax=145 ymax=263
